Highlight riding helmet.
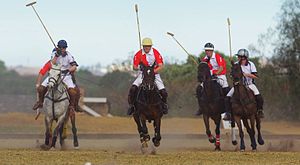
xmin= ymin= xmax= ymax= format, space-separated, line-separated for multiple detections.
xmin=57 ymin=40 xmax=68 ymax=48
xmin=236 ymin=49 xmax=249 ymax=58
xmin=204 ymin=43 xmax=214 ymax=51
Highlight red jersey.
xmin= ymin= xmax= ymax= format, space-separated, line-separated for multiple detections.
xmin=39 ymin=60 xmax=51 ymax=76
xmin=133 ymin=48 xmax=163 ymax=69
xmin=202 ymin=53 xmax=227 ymax=75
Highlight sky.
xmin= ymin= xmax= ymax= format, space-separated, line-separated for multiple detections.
xmin=0 ymin=0 xmax=283 ymax=68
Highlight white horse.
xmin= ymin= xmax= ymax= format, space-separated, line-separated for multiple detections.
xmin=41 ymin=63 xmax=78 ymax=150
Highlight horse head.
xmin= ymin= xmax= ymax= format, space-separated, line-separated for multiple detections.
xmin=230 ymin=62 xmax=243 ymax=85
xmin=197 ymin=62 xmax=211 ymax=83
xmin=48 ymin=62 xmax=62 ymax=89
xmin=140 ymin=62 xmax=156 ymax=90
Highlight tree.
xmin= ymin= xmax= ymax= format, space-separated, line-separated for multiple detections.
xmin=0 ymin=60 xmax=6 ymax=73
xmin=272 ymin=0 xmax=300 ymax=120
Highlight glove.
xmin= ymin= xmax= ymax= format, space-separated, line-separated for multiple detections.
xmin=212 ymin=74 xmax=218 ymax=79
xmin=55 ymin=48 xmax=62 ymax=57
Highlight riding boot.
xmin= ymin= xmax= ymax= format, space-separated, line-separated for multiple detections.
xmin=68 ymin=88 xmax=77 ymax=113
xmin=195 ymin=84 xmax=203 ymax=116
xmin=223 ymin=96 xmax=232 ymax=121
xmin=32 ymin=86 xmax=47 ymax=110
xmin=127 ymin=85 xmax=138 ymax=115
xmin=255 ymin=94 xmax=264 ymax=118
xmin=222 ymin=87 xmax=231 ymax=97
xmin=74 ymin=86 xmax=82 ymax=112
xmin=159 ymin=89 xmax=168 ymax=114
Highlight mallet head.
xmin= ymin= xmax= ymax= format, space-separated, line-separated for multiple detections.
xmin=135 ymin=4 xmax=138 ymax=12
xmin=227 ymin=18 xmax=231 ymax=25
xmin=167 ymin=32 xmax=174 ymax=37
xmin=26 ymin=1 xmax=37 ymax=7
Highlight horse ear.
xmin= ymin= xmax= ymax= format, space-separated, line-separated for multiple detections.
xmin=139 ymin=62 xmax=145 ymax=71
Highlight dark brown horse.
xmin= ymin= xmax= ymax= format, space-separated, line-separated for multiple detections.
xmin=196 ymin=62 xmax=225 ymax=151
xmin=230 ymin=62 xmax=264 ymax=151
xmin=133 ymin=63 xmax=163 ymax=150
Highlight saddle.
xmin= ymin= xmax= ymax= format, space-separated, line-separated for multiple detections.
xmin=135 ymin=85 xmax=161 ymax=106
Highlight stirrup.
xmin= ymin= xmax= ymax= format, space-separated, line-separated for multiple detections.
xmin=195 ymin=109 xmax=203 ymax=116
xmin=257 ymin=110 xmax=264 ymax=118
xmin=127 ymin=105 xmax=135 ymax=115
xmin=162 ymin=103 xmax=168 ymax=114
xmin=223 ymin=113 xmax=231 ymax=121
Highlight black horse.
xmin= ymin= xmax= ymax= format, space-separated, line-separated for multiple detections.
xmin=230 ymin=62 xmax=264 ymax=151
xmin=196 ymin=62 xmax=225 ymax=151
xmin=133 ymin=63 xmax=164 ymax=150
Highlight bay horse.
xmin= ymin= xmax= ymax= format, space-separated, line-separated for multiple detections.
xmin=40 ymin=63 xmax=79 ymax=150
xmin=196 ymin=62 xmax=225 ymax=151
xmin=133 ymin=63 xmax=163 ymax=151
xmin=230 ymin=61 xmax=264 ymax=151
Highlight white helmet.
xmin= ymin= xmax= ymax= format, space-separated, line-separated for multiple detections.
xmin=236 ymin=49 xmax=249 ymax=58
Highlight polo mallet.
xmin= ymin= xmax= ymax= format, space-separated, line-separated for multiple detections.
xmin=135 ymin=4 xmax=142 ymax=50
xmin=227 ymin=18 xmax=233 ymax=61
xmin=167 ymin=32 xmax=198 ymax=65
xmin=26 ymin=1 xmax=57 ymax=49
xmin=227 ymin=17 xmax=237 ymax=145
xmin=35 ymin=91 xmax=41 ymax=120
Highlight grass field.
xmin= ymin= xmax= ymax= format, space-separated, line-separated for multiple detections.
xmin=1 ymin=149 xmax=300 ymax=165
xmin=0 ymin=113 xmax=299 ymax=165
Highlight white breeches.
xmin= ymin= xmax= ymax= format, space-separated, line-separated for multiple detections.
xmin=226 ymin=83 xmax=260 ymax=97
xmin=215 ymin=74 xmax=229 ymax=88
xmin=41 ymin=75 xmax=76 ymax=88
xmin=133 ymin=72 xmax=165 ymax=90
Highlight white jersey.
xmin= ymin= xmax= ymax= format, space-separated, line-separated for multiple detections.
xmin=51 ymin=51 xmax=77 ymax=72
xmin=240 ymin=61 xmax=257 ymax=85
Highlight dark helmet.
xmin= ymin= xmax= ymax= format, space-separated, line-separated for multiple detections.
xmin=236 ymin=49 xmax=249 ymax=58
xmin=57 ymin=40 xmax=68 ymax=48
xmin=204 ymin=43 xmax=214 ymax=51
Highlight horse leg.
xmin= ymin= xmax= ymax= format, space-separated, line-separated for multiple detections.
xmin=256 ymin=116 xmax=264 ymax=145
xmin=213 ymin=117 xmax=221 ymax=151
xmin=44 ymin=117 xmax=51 ymax=146
xmin=234 ymin=116 xmax=245 ymax=151
xmin=249 ymin=115 xmax=257 ymax=150
xmin=203 ymin=114 xmax=215 ymax=143
xmin=51 ymin=116 xmax=65 ymax=148
xmin=133 ymin=113 xmax=145 ymax=142
xmin=59 ymin=121 xmax=66 ymax=149
xmin=152 ymin=118 xmax=161 ymax=147
xmin=70 ymin=110 xmax=79 ymax=148
xmin=140 ymin=118 xmax=150 ymax=143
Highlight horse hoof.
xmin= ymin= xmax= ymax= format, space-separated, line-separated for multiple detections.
xmin=74 ymin=141 xmax=79 ymax=148
xmin=215 ymin=146 xmax=221 ymax=151
xmin=150 ymin=145 xmax=157 ymax=155
xmin=240 ymin=149 xmax=245 ymax=152
xmin=154 ymin=141 xmax=160 ymax=147
xmin=142 ymin=142 xmax=148 ymax=148
xmin=252 ymin=149 xmax=257 ymax=152
xmin=40 ymin=144 xmax=51 ymax=151
xmin=258 ymin=139 xmax=265 ymax=145
xmin=232 ymin=140 xmax=238 ymax=145
xmin=74 ymin=146 xmax=80 ymax=150
xmin=144 ymin=135 xmax=150 ymax=142
xmin=209 ymin=138 xmax=216 ymax=143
